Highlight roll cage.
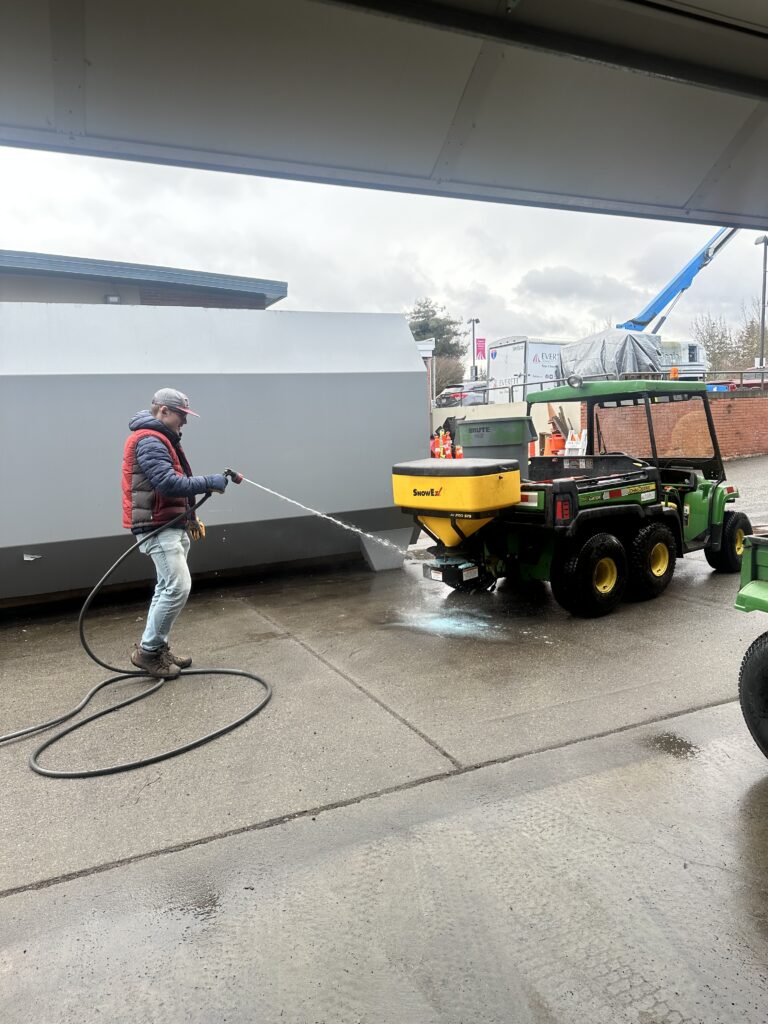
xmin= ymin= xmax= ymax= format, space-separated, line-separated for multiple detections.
xmin=586 ymin=389 xmax=724 ymax=482
xmin=528 ymin=380 xmax=724 ymax=481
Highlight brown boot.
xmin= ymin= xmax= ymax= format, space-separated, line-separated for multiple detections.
xmin=131 ymin=644 xmax=181 ymax=679
xmin=161 ymin=643 xmax=192 ymax=670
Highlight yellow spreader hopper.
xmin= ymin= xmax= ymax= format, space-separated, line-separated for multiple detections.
xmin=392 ymin=458 xmax=521 ymax=547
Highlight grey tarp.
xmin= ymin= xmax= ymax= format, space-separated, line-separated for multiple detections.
xmin=559 ymin=328 xmax=663 ymax=379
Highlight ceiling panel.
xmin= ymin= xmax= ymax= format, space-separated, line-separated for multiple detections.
xmin=451 ymin=45 xmax=758 ymax=207
xmin=85 ymin=0 xmax=481 ymax=175
xmin=0 ymin=0 xmax=767 ymax=227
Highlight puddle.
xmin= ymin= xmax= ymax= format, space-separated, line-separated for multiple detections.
xmin=380 ymin=609 xmax=505 ymax=640
xmin=163 ymin=884 xmax=223 ymax=923
xmin=645 ymin=731 xmax=700 ymax=759
xmin=379 ymin=608 xmax=557 ymax=644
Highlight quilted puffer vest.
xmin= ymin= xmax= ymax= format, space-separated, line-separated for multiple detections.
xmin=122 ymin=429 xmax=189 ymax=532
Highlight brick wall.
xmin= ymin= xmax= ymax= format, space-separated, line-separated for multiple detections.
xmin=710 ymin=394 xmax=768 ymax=458
xmin=579 ymin=394 xmax=768 ymax=460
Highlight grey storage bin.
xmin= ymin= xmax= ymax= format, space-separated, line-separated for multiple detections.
xmin=456 ymin=417 xmax=537 ymax=464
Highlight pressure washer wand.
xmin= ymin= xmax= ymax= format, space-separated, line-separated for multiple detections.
xmin=224 ymin=468 xmax=244 ymax=485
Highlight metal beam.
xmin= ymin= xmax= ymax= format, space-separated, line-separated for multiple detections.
xmin=326 ymin=0 xmax=768 ymax=102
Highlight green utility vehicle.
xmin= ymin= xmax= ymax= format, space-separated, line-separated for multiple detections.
xmin=735 ymin=536 xmax=768 ymax=760
xmin=396 ymin=380 xmax=751 ymax=618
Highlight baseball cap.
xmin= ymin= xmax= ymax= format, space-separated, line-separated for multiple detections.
xmin=151 ymin=387 xmax=200 ymax=417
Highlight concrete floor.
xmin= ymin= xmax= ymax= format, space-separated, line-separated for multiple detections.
xmin=3 ymin=457 xmax=768 ymax=1023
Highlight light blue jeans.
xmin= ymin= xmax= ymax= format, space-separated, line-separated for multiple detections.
xmin=138 ymin=528 xmax=191 ymax=651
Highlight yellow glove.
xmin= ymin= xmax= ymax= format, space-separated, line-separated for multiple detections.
xmin=188 ymin=519 xmax=206 ymax=542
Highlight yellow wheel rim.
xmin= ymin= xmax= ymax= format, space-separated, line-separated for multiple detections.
xmin=594 ymin=557 xmax=618 ymax=594
xmin=735 ymin=529 xmax=745 ymax=557
xmin=650 ymin=542 xmax=670 ymax=577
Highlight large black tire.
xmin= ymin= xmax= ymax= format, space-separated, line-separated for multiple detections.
xmin=550 ymin=532 xmax=627 ymax=618
xmin=705 ymin=510 xmax=752 ymax=573
xmin=627 ymin=522 xmax=676 ymax=600
xmin=739 ymin=631 xmax=768 ymax=760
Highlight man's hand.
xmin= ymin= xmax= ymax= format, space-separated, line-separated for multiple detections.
xmin=205 ymin=474 xmax=229 ymax=493
xmin=188 ymin=519 xmax=206 ymax=542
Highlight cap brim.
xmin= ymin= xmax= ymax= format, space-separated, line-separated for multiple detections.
xmin=171 ymin=406 xmax=200 ymax=417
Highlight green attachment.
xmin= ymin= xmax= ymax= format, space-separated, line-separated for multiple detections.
xmin=735 ymin=535 xmax=768 ymax=613
xmin=519 ymin=537 xmax=554 ymax=582
xmin=502 ymin=528 xmax=554 ymax=582
xmin=683 ymin=482 xmax=710 ymax=543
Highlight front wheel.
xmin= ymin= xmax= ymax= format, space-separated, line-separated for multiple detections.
xmin=739 ymin=632 xmax=768 ymax=760
xmin=550 ymin=532 xmax=627 ymax=618
xmin=627 ymin=522 xmax=676 ymax=600
xmin=705 ymin=510 xmax=752 ymax=573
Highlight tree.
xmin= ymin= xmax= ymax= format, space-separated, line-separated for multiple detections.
xmin=691 ymin=301 xmax=763 ymax=372
xmin=735 ymin=298 xmax=762 ymax=368
xmin=434 ymin=355 xmax=465 ymax=394
xmin=407 ymin=298 xmax=468 ymax=360
xmin=690 ymin=312 xmax=736 ymax=372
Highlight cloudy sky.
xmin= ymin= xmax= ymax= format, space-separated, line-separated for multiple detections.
xmin=0 ymin=145 xmax=763 ymax=348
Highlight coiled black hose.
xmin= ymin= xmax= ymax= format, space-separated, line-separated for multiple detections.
xmin=0 ymin=493 xmax=272 ymax=778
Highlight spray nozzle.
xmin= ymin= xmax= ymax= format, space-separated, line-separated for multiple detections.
xmin=224 ymin=468 xmax=244 ymax=485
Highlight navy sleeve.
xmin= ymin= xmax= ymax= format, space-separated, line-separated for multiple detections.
xmin=135 ymin=436 xmax=211 ymax=497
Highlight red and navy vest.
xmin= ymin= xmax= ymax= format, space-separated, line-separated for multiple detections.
xmin=122 ymin=429 xmax=191 ymax=532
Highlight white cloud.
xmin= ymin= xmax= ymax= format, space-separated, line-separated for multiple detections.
xmin=0 ymin=145 xmax=763 ymax=352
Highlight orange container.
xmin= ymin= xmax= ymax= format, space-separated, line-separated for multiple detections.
xmin=543 ymin=432 xmax=565 ymax=456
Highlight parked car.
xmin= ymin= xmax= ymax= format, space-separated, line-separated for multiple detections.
xmin=435 ymin=385 xmax=463 ymax=407
xmin=706 ymin=379 xmax=768 ymax=392
xmin=463 ymin=385 xmax=488 ymax=405
xmin=435 ymin=384 xmax=488 ymax=407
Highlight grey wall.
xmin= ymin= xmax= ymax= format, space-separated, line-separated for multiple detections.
xmin=0 ymin=304 xmax=427 ymax=601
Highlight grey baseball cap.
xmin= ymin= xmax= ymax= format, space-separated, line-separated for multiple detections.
xmin=151 ymin=387 xmax=200 ymax=417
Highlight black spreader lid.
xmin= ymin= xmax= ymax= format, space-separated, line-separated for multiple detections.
xmin=393 ymin=458 xmax=520 ymax=477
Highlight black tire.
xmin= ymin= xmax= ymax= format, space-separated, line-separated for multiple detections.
xmin=550 ymin=532 xmax=627 ymax=618
xmin=627 ymin=522 xmax=676 ymax=600
xmin=739 ymin=631 xmax=768 ymax=760
xmin=705 ymin=510 xmax=752 ymax=573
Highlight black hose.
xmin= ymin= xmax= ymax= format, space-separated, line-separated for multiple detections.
xmin=1 ymin=494 xmax=272 ymax=778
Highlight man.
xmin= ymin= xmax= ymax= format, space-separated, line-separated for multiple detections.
xmin=122 ymin=387 xmax=228 ymax=679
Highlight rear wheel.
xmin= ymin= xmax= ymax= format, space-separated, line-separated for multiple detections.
xmin=550 ymin=533 xmax=627 ymax=618
xmin=705 ymin=510 xmax=752 ymax=573
xmin=739 ymin=631 xmax=768 ymax=760
xmin=627 ymin=522 xmax=676 ymax=600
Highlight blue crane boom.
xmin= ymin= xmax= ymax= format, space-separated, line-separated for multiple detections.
xmin=616 ymin=227 xmax=739 ymax=333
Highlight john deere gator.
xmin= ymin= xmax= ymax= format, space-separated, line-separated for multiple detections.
xmin=393 ymin=379 xmax=751 ymax=618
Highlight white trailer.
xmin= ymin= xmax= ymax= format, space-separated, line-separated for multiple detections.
xmin=486 ymin=337 xmax=565 ymax=403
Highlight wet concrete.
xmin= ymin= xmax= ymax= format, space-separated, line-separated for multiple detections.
xmin=2 ymin=456 xmax=768 ymax=1022
xmin=3 ymin=705 xmax=767 ymax=1023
